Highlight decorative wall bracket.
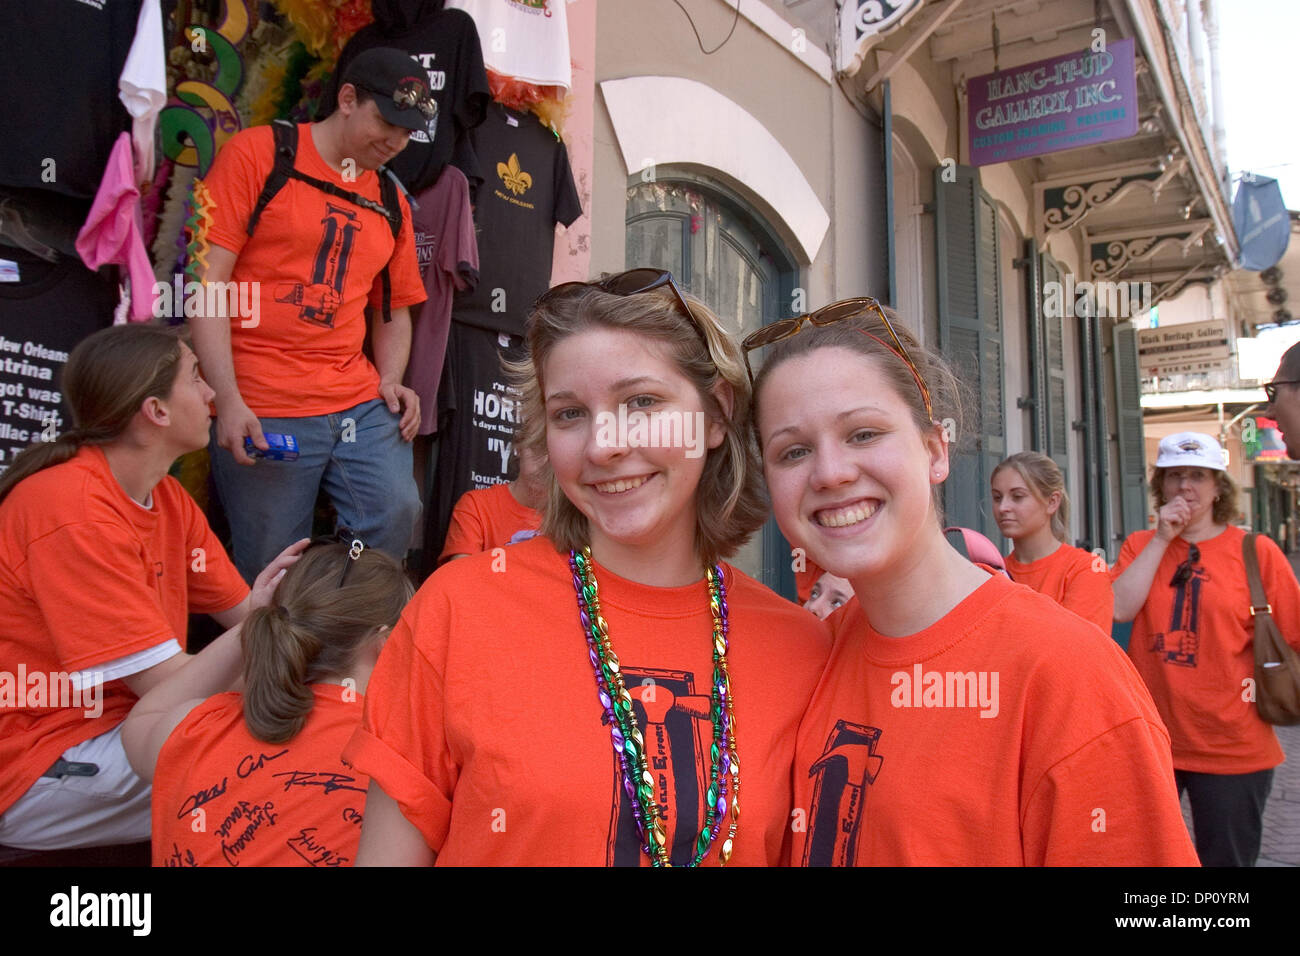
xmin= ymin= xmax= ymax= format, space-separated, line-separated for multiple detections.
xmin=836 ymin=0 xmax=926 ymax=76
xmin=1035 ymin=157 xmax=1186 ymax=239
xmin=1087 ymin=220 xmax=1213 ymax=280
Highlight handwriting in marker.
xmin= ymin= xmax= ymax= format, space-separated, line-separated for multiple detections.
xmin=177 ymin=777 xmax=228 ymax=820
xmin=286 ymin=827 xmax=349 ymax=867
xmin=218 ymin=800 xmax=278 ymax=866
xmin=165 ymin=842 xmax=197 ymax=867
xmin=342 ymin=807 xmax=364 ymax=826
xmin=270 ymin=770 xmax=367 ymax=795
xmin=237 ymin=748 xmax=290 ymax=779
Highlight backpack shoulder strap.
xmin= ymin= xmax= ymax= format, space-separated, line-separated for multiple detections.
xmin=246 ymin=119 xmax=298 ymax=238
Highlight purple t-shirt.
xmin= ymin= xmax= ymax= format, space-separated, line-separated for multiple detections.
xmin=406 ymin=165 xmax=479 ymax=435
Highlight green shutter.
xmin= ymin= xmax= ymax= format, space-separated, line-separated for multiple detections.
xmin=977 ymin=192 xmax=1004 ymax=544
xmin=935 ymin=165 xmax=983 ymax=533
xmin=1039 ymin=252 xmax=1070 ymax=478
xmin=1024 ymin=240 xmax=1048 ymax=451
xmin=1076 ymin=303 xmax=1101 ymax=549
xmin=935 ymin=166 xmax=1005 ymax=540
xmin=1113 ymin=323 xmax=1148 ymax=535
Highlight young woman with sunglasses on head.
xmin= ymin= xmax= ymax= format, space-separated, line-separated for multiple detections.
xmin=344 ymin=269 xmax=831 ymax=866
xmin=991 ymin=451 xmax=1114 ymax=633
xmin=750 ymin=300 xmax=1198 ymax=866
xmin=122 ymin=539 xmax=412 ymax=866
xmin=1112 ymin=431 xmax=1300 ymax=866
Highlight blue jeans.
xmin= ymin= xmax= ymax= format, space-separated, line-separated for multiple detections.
xmin=210 ymin=398 xmax=420 ymax=583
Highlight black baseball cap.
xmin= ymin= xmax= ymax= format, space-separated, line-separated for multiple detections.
xmin=341 ymin=47 xmax=437 ymax=136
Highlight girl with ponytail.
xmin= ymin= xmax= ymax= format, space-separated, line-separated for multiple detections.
xmin=990 ymin=451 xmax=1114 ymax=634
xmin=123 ymin=540 xmax=413 ymax=867
xmin=0 ymin=325 xmax=269 ymax=851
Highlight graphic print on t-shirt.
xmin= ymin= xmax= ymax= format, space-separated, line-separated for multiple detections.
xmin=605 ymin=666 xmax=713 ymax=866
xmin=802 ymin=719 xmax=884 ymax=867
xmin=1150 ymin=563 xmax=1209 ymax=667
xmin=272 ymin=202 xmax=362 ymax=327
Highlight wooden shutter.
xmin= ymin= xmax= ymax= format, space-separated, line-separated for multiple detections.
xmin=935 ymin=165 xmax=1004 ymax=539
xmin=1024 ymin=240 xmax=1047 ymax=451
xmin=1113 ymin=322 xmax=1148 ymax=535
xmin=935 ymin=165 xmax=983 ymax=533
xmin=977 ymin=191 xmax=1004 ymax=543
xmin=1039 ymin=252 xmax=1070 ymax=477
xmin=1076 ymin=302 xmax=1101 ymax=550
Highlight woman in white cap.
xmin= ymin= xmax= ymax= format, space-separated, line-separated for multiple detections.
xmin=1113 ymin=431 xmax=1300 ymax=866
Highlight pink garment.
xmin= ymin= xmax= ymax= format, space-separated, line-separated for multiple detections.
xmin=407 ymin=166 xmax=480 ymax=435
xmin=75 ymin=132 xmax=155 ymax=322
xmin=944 ymin=526 xmax=1009 ymax=574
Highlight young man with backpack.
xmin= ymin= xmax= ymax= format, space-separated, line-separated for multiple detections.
xmin=189 ymin=48 xmax=432 ymax=582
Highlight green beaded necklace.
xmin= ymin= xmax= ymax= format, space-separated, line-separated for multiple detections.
xmin=569 ymin=547 xmax=740 ymax=866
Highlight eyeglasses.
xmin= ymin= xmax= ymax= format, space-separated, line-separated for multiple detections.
xmin=310 ymin=527 xmax=366 ymax=589
xmin=537 ymin=268 xmax=694 ymax=319
xmin=1170 ymin=542 xmax=1201 ymax=587
xmin=742 ymin=297 xmax=933 ymax=421
xmin=1264 ymin=380 xmax=1300 ymax=404
xmin=361 ymin=80 xmax=438 ymax=121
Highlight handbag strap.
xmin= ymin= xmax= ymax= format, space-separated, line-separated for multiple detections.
xmin=1242 ymin=533 xmax=1270 ymax=615
xmin=1242 ymin=533 xmax=1278 ymax=669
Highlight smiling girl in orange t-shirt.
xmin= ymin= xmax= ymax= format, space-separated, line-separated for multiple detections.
xmin=345 ymin=271 xmax=830 ymax=866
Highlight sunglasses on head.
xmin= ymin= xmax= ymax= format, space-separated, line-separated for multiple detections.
xmin=1170 ymin=542 xmax=1201 ymax=587
xmin=361 ymin=80 xmax=438 ymax=121
xmin=741 ymin=297 xmax=934 ymax=421
xmin=310 ymin=527 xmax=366 ymax=589
xmin=535 ymin=268 xmax=703 ymax=339
xmin=1264 ymin=380 xmax=1300 ymax=404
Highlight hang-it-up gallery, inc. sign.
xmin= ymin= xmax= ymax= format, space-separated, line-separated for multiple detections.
xmin=967 ymin=38 xmax=1138 ymax=167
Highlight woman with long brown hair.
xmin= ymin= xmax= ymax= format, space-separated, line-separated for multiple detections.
xmin=749 ymin=299 xmax=1197 ymax=865
xmin=0 ymin=325 xmax=287 ymax=851
xmin=345 ymin=270 xmax=830 ymax=866
xmin=122 ymin=540 xmax=413 ymax=866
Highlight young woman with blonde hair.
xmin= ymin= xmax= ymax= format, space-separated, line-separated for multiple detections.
xmin=749 ymin=298 xmax=1197 ymax=866
xmin=346 ymin=270 xmax=830 ymax=866
xmin=123 ymin=540 xmax=412 ymax=866
xmin=991 ymin=451 xmax=1114 ymax=633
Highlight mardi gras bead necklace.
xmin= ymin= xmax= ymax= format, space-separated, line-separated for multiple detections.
xmin=569 ymin=546 xmax=740 ymax=867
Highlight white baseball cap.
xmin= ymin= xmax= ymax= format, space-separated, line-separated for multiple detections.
xmin=1154 ymin=432 xmax=1226 ymax=471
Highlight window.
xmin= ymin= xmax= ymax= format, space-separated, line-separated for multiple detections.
xmin=626 ymin=176 xmax=798 ymax=592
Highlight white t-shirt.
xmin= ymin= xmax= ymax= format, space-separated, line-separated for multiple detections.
xmin=446 ymin=0 xmax=571 ymax=89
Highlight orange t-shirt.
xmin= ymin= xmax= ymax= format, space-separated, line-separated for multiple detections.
xmin=151 ymin=685 xmax=368 ymax=867
xmin=1005 ymin=543 xmax=1114 ymax=635
xmin=0 ymin=445 xmax=249 ymax=816
xmin=1114 ymin=527 xmax=1300 ymax=774
xmin=344 ymin=535 xmax=832 ymax=865
xmin=789 ymin=573 xmax=1198 ymax=866
xmin=438 ymin=482 xmax=541 ymax=562
xmin=197 ymin=122 xmax=427 ymax=417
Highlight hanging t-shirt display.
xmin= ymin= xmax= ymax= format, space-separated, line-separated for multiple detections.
xmin=453 ymin=102 xmax=581 ymax=335
xmin=0 ymin=0 xmax=148 ymax=199
xmin=0 ymin=248 xmax=116 ymax=473
xmin=407 ymin=165 xmax=479 ymax=436
xmin=426 ymin=321 xmax=524 ymax=564
xmin=446 ymin=0 xmax=572 ymax=89
xmin=323 ymin=5 xmax=490 ymax=195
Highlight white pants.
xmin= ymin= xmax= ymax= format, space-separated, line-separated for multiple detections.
xmin=0 ymin=724 xmax=151 ymax=850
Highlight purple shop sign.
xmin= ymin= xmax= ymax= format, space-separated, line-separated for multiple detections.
xmin=967 ymin=38 xmax=1138 ymax=167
